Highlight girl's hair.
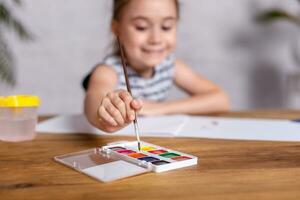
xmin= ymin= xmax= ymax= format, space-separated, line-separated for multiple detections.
xmin=111 ymin=0 xmax=180 ymax=55
xmin=112 ymin=0 xmax=180 ymax=21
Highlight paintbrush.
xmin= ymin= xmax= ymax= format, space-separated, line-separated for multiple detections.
xmin=117 ymin=37 xmax=141 ymax=151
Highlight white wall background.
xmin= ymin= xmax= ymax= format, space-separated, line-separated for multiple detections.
xmin=1 ymin=0 xmax=300 ymax=114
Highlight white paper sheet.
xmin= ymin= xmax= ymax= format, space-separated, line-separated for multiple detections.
xmin=178 ymin=116 xmax=300 ymax=141
xmin=37 ymin=114 xmax=188 ymax=137
xmin=37 ymin=114 xmax=300 ymax=142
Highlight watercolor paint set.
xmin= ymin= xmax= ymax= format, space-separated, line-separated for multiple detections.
xmin=55 ymin=141 xmax=198 ymax=182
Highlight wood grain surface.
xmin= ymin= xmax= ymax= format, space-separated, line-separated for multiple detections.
xmin=1 ymin=110 xmax=300 ymax=200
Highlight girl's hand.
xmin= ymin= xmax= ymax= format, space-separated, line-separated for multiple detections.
xmin=97 ymin=90 xmax=142 ymax=132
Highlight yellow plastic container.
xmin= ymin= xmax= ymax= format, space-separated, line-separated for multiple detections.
xmin=0 ymin=95 xmax=40 ymax=142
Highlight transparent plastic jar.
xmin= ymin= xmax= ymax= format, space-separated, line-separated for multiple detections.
xmin=0 ymin=95 xmax=40 ymax=142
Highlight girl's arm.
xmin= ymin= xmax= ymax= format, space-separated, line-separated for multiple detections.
xmin=140 ymin=60 xmax=230 ymax=115
xmin=84 ymin=65 xmax=142 ymax=132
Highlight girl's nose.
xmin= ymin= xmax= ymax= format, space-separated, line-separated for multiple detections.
xmin=148 ymin=28 xmax=162 ymax=45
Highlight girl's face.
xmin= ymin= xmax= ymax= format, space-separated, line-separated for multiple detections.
xmin=113 ymin=0 xmax=177 ymax=76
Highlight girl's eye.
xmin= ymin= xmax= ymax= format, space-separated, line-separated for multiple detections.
xmin=135 ymin=26 xmax=148 ymax=31
xmin=161 ymin=26 xmax=173 ymax=31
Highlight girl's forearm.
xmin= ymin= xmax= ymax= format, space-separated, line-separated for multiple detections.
xmin=84 ymin=92 xmax=105 ymax=128
xmin=162 ymin=90 xmax=230 ymax=115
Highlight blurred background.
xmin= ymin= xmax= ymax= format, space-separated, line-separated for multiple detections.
xmin=1 ymin=0 xmax=300 ymax=114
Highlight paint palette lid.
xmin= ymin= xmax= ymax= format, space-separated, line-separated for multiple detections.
xmin=54 ymin=148 xmax=150 ymax=183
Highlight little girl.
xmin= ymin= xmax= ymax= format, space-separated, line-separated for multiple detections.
xmin=83 ymin=0 xmax=229 ymax=133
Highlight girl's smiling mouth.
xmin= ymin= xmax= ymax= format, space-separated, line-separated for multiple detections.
xmin=142 ymin=48 xmax=165 ymax=54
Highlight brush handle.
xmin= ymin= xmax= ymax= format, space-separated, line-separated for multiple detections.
xmin=117 ymin=37 xmax=132 ymax=94
xmin=117 ymin=37 xmax=141 ymax=151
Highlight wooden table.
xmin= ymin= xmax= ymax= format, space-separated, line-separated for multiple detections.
xmin=1 ymin=110 xmax=300 ymax=200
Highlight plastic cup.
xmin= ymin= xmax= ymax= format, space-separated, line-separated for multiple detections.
xmin=0 ymin=95 xmax=40 ymax=142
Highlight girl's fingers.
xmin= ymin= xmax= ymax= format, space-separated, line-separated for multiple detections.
xmin=108 ymin=92 xmax=127 ymax=121
xmin=119 ymin=91 xmax=135 ymax=121
xmin=102 ymin=97 xmax=125 ymax=126
xmin=98 ymin=105 xmax=118 ymax=127
xmin=131 ymin=99 xmax=143 ymax=111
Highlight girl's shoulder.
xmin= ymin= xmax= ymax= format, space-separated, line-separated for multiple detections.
xmin=173 ymin=58 xmax=191 ymax=70
xmin=89 ymin=55 xmax=121 ymax=84
xmin=82 ymin=54 xmax=121 ymax=91
xmin=89 ymin=63 xmax=118 ymax=85
xmin=92 ymin=54 xmax=122 ymax=75
xmin=100 ymin=54 xmax=124 ymax=74
xmin=82 ymin=63 xmax=118 ymax=91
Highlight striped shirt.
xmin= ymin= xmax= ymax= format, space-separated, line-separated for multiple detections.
xmin=103 ymin=54 xmax=175 ymax=101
